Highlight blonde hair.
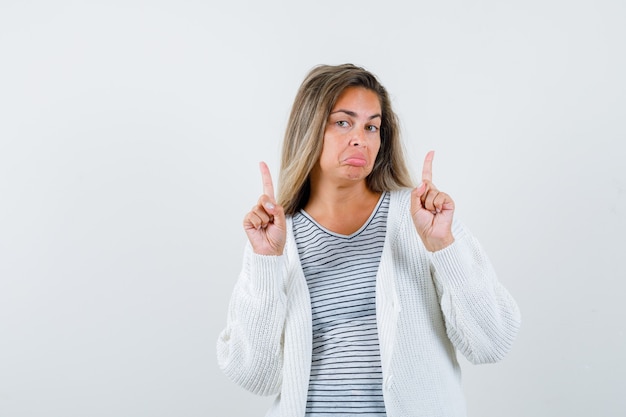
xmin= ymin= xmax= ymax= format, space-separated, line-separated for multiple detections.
xmin=278 ymin=63 xmax=414 ymax=215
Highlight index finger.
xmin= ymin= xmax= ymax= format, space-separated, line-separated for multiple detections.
xmin=421 ymin=150 xmax=435 ymax=182
xmin=259 ymin=161 xmax=275 ymax=201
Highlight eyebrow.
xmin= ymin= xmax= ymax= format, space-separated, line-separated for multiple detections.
xmin=330 ymin=109 xmax=382 ymax=120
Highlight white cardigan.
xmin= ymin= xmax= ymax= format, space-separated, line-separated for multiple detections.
xmin=217 ymin=189 xmax=521 ymax=417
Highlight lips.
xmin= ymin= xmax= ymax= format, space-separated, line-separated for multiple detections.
xmin=343 ymin=153 xmax=367 ymax=167
xmin=344 ymin=157 xmax=367 ymax=167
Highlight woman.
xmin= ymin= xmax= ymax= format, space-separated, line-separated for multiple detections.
xmin=217 ymin=64 xmax=521 ymax=417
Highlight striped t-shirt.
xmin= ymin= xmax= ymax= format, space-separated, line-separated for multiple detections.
xmin=293 ymin=192 xmax=390 ymax=417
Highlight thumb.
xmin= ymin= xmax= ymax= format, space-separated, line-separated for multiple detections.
xmin=412 ymin=182 xmax=427 ymax=207
xmin=265 ymin=200 xmax=287 ymax=229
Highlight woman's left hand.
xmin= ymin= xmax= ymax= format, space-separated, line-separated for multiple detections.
xmin=411 ymin=151 xmax=456 ymax=252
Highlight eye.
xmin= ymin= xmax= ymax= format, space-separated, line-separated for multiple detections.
xmin=366 ymin=125 xmax=380 ymax=132
xmin=336 ymin=120 xmax=349 ymax=127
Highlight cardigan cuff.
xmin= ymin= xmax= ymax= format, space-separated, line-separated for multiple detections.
xmin=429 ymin=237 xmax=474 ymax=288
xmin=245 ymin=245 xmax=286 ymax=294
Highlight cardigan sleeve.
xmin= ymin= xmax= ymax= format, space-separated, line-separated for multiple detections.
xmin=429 ymin=220 xmax=521 ymax=364
xmin=216 ymin=243 xmax=287 ymax=395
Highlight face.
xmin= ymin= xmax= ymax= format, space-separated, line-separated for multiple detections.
xmin=314 ymin=86 xmax=382 ymax=185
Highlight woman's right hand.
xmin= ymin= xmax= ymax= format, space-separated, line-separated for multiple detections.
xmin=243 ymin=162 xmax=286 ymax=256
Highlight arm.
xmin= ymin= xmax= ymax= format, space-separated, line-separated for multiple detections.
xmin=410 ymin=152 xmax=520 ymax=363
xmin=217 ymin=162 xmax=288 ymax=395
xmin=429 ymin=220 xmax=521 ymax=364
xmin=216 ymin=244 xmax=287 ymax=395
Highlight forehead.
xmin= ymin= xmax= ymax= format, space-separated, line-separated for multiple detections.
xmin=332 ymin=86 xmax=382 ymax=111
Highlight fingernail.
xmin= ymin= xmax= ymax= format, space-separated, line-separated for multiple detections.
xmin=265 ymin=202 xmax=275 ymax=210
xmin=417 ymin=182 xmax=424 ymax=189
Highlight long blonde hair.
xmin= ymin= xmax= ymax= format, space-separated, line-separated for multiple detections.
xmin=278 ymin=64 xmax=414 ymax=215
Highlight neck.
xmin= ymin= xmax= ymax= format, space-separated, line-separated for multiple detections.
xmin=305 ymin=177 xmax=380 ymax=218
xmin=303 ymin=178 xmax=382 ymax=235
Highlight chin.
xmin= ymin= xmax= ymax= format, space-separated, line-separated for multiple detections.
xmin=343 ymin=166 xmax=372 ymax=181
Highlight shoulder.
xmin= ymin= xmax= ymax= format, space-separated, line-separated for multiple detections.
xmin=388 ymin=188 xmax=413 ymax=215
xmin=384 ymin=188 xmax=415 ymax=238
xmin=389 ymin=187 xmax=413 ymax=202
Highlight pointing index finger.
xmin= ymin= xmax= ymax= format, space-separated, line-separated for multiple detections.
xmin=259 ymin=161 xmax=276 ymax=201
xmin=422 ymin=150 xmax=435 ymax=182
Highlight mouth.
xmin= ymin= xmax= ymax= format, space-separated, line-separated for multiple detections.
xmin=343 ymin=156 xmax=367 ymax=167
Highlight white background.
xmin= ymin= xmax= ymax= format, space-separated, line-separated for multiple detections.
xmin=1 ymin=1 xmax=625 ymax=416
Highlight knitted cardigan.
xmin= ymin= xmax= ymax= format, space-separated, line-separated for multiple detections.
xmin=217 ymin=188 xmax=521 ymax=417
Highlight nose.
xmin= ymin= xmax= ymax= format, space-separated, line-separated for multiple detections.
xmin=350 ymin=127 xmax=366 ymax=147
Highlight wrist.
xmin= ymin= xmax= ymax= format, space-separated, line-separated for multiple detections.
xmin=252 ymin=246 xmax=284 ymax=256
xmin=426 ymin=236 xmax=455 ymax=252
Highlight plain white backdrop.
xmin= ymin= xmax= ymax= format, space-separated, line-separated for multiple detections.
xmin=1 ymin=0 xmax=625 ymax=416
